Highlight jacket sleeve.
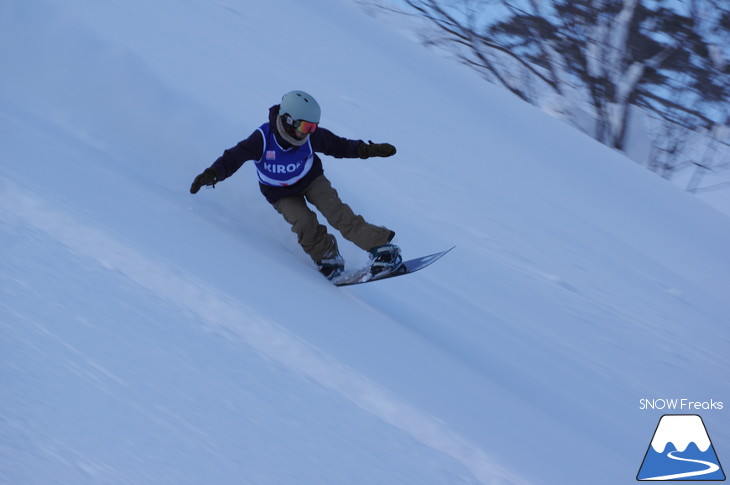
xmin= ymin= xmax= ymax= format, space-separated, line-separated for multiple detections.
xmin=310 ymin=127 xmax=362 ymax=159
xmin=210 ymin=130 xmax=264 ymax=181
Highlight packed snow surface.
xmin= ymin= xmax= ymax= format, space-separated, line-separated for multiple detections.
xmin=1 ymin=1 xmax=728 ymax=484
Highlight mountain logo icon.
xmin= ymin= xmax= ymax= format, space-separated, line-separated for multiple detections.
xmin=637 ymin=414 xmax=725 ymax=481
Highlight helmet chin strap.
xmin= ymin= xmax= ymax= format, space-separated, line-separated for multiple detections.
xmin=276 ymin=114 xmax=309 ymax=147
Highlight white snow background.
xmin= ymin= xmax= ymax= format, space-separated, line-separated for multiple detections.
xmin=1 ymin=0 xmax=728 ymax=484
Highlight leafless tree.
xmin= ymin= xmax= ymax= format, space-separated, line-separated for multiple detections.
xmin=374 ymin=0 xmax=730 ymax=180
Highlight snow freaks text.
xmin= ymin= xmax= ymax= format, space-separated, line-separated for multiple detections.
xmin=639 ymin=399 xmax=724 ymax=411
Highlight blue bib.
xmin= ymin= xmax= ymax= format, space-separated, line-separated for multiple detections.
xmin=255 ymin=122 xmax=314 ymax=186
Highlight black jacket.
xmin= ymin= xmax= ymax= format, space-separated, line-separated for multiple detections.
xmin=211 ymin=105 xmax=363 ymax=203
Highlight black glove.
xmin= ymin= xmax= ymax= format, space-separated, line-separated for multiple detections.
xmin=190 ymin=168 xmax=218 ymax=194
xmin=358 ymin=140 xmax=396 ymax=159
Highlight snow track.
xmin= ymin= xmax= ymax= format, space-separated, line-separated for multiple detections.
xmin=2 ymin=0 xmax=728 ymax=483
xmin=0 ymin=180 xmax=528 ymax=485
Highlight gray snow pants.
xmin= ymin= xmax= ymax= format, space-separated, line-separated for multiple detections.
xmin=273 ymin=175 xmax=393 ymax=262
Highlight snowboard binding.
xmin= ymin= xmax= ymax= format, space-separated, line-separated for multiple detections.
xmin=368 ymin=243 xmax=403 ymax=279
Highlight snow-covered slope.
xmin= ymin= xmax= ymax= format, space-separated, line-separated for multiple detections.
xmin=1 ymin=1 xmax=728 ymax=484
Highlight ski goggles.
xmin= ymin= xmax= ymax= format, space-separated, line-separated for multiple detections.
xmin=294 ymin=119 xmax=318 ymax=134
xmin=285 ymin=115 xmax=318 ymax=134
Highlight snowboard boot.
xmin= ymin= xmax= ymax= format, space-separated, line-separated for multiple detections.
xmin=368 ymin=243 xmax=402 ymax=278
xmin=318 ymin=254 xmax=344 ymax=281
xmin=317 ymin=240 xmax=345 ymax=281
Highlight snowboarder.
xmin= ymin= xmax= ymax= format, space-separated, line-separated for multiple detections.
xmin=190 ymin=90 xmax=401 ymax=281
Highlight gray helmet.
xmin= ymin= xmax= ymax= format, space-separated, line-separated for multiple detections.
xmin=279 ymin=90 xmax=321 ymax=123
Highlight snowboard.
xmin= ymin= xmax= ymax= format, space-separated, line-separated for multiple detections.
xmin=333 ymin=247 xmax=454 ymax=287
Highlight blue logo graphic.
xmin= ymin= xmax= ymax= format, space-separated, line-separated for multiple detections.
xmin=638 ymin=415 xmax=725 ymax=481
